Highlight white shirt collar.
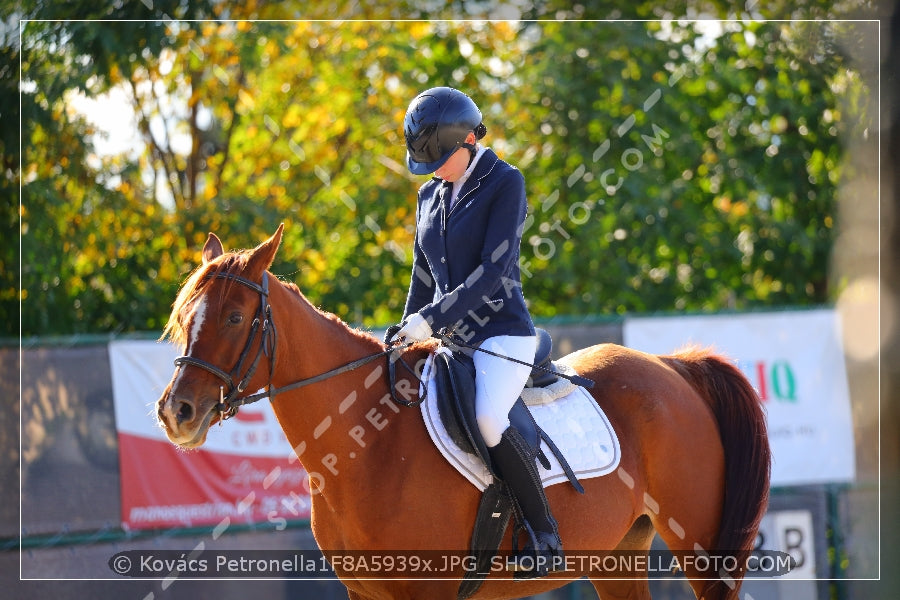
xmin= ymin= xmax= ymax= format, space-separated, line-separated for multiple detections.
xmin=459 ymin=144 xmax=486 ymax=184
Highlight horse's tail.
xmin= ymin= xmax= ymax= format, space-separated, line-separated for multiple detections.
xmin=671 ymin=348 xmax=771 ymax=600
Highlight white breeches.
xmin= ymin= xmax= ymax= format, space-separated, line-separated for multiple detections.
xmin=474 ymin=335 xmax=537 ymax=448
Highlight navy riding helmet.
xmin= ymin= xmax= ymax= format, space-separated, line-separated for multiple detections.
xmin=403 ymin=87 xmax=487 ymax=175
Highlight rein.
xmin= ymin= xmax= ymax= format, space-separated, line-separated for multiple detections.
xmin=434 ymin=331 xmax=595 ymax=389
xmin=173 ymin=271 xmax=419 ymax=422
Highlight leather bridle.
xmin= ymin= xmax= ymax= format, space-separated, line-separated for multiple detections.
xmin=173 ymin=272 xmax=277 ymax=421
xmin=172 ymin=271 xmax=421 ymax=423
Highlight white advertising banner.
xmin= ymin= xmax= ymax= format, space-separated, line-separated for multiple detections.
xmin=623 ymin=309 xmax=855 ymax=486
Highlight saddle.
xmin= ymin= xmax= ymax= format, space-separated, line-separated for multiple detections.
xmin=432 ymin=329 xmax=584 ymax=599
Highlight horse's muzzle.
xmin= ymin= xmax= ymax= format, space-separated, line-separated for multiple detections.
xmin=158 ymin=390 xmax=217 ymax=448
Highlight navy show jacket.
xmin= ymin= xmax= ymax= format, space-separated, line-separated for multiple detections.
xmin=402 ymin=148 xmax=536 ymax=345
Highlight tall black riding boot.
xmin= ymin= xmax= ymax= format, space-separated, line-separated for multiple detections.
xmin=488 ymin=427 xmax=564 ymax=579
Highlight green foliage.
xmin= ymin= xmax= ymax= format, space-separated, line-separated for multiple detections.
xmin=511 ymin=18 xmax=863 ymax=316
xmin=4 ymin=1 xmax=873 ymax=337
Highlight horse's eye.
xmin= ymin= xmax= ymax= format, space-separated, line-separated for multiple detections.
xmin=228 ymin=312 xmax=244 ymax=325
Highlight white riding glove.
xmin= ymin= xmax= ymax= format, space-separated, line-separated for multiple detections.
xmin=391 ymin=313 xmax=432 ymax=343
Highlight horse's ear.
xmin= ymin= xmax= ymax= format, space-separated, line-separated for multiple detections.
xmin=246 ymin=223 xmax=284 ymax=275
xmin=202 ymin=233 xmax=225 ymax=264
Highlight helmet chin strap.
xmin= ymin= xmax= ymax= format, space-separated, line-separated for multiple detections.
xmin=462 ymin=142 xmax=477 ymax=168
xmin=462 ymin=123 xmax=485 ymax=168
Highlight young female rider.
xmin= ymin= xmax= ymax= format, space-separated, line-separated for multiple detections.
xmin=387 ymin=87 xmax=563 ymax=577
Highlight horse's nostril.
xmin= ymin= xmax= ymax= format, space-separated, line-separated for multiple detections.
xmin=176 ymin=401 xmax=194 ymax=424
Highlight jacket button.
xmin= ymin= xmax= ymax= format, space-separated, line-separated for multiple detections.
xmin=440 ymin=256 xmax=446 ymax=263
xmin=444 ymin=284 xmax=449 ymax=291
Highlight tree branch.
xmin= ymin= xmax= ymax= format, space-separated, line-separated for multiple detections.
xmin=127 ymin=76 xmax=182 ymax=209
xmin=213 ymin=68 xmax=246 ymax=193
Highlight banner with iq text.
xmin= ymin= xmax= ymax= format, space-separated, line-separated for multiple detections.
xmin=623 ymin=308 xmax=855 ymax=486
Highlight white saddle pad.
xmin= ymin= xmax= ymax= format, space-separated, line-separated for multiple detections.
xmin=420 ymin=349 xmax=621 ymax=492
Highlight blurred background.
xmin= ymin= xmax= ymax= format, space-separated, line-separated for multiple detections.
xmin=1 ymin=0 xmax=896 ymax=599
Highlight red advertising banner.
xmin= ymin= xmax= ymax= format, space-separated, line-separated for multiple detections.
xmin=110 ymin=340 xmax=311 ymax=530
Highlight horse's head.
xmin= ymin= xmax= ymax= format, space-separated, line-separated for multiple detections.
xmin=157 ymin=224 xmax=284 ymax=448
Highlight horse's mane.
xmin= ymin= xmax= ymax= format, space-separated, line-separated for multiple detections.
xmin=161 ymin=249 xmax=382 ymax=351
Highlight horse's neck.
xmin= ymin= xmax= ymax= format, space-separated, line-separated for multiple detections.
xmin=266 ymin=286 xmax=442 ymax=548
xmin=268 ymin=277 xmax=382 ymax=394
xmin=266 ymin=279 xmax=411 ymax=500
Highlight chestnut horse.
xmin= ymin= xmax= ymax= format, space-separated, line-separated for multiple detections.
xmin=157 ymin=225 xmax=770 ymax=600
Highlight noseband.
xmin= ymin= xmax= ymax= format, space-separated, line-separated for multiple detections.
xmin=172 ymin=271 xmax=422 ymax=423
xmin=173 ymin=272 xmax=277 ymax=421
